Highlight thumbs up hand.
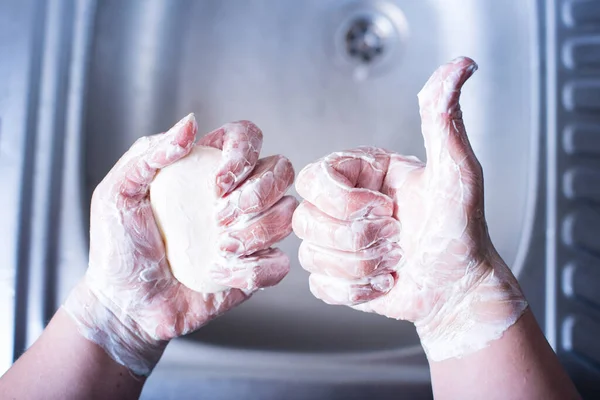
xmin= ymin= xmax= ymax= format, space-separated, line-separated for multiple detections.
xmin=293 ymin=57 xmax=528 ymax=361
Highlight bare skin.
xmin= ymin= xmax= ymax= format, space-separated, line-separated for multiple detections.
xmin=0 ymin=308 xmax=145 ymax=400
xmin=430 ymin=310 xmax=580 ymax=399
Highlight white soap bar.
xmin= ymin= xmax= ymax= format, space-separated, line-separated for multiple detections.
xmin=150 ymin=145 xmax=228 ymax=293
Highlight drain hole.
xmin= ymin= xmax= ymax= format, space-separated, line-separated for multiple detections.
xmin=345 ymin=17 xmax=386 ymax=64
xmin=331 ymin=2 xmax=408 ymax=79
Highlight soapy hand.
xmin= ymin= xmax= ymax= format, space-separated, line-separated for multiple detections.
xmin=64 ymin=115 xmax=296 ymax=376
xmin=293 ymin=57 xmax=528 ymax=361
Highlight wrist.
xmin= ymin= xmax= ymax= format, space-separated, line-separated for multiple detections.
xmin=414 ymin=253 xmax=528 ymax=361
xmin=63 ymin=279 xmax=167 ymax=376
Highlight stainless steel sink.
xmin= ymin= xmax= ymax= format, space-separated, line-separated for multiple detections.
xmin=82 ymin=0 xmax=536 ymax=354
xmin=4 ymin=0 xmax=543 ymax=397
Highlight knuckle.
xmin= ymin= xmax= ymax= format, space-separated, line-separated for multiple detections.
xmin=130 ymin=135 xmax=153 ymax=152
xmin=232 ymin=120 xmax=263 ymax=140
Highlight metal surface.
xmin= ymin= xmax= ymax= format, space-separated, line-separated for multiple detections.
xmin=551 ymin=0 xmax=600 ymax=395
xmin=334 ymin=1 xmax=408 ymax=82
xmin=0 ymin=0 xmax=45 ymax=374
xmin=1 ymin=0 xmax=560 ymax=397
xmin=80 ymin=0 xmax=536 ymax=355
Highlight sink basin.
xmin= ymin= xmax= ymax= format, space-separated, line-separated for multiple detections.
xmin=81 ymin=0 xmax=536 ymax=355
xmin=17 ymin=0 xmax=600 ymax=396
xmin=26 ymin=0 xmax=538 ymax=391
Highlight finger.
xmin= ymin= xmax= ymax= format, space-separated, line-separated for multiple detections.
xmin=210 ymin=248 xmax=290 ymax=291
xmin=309 ymin=273 xmax=395 ymax=306
xmin=417 ymin=57 xmax=479 ymax=173
xmin=219 ymin=195 xmax=298 ymax=256
xmin=198 ymin=120 xmax=263 ymax=197
xmin=295 ymin=147 xmax=393 ymax=221
xmin=216 ymin=155 xmax=295 ymax=226
xmin=116 ymin=113 xmax=197 ymax=201
xmin=298 ymin=240 xmax=402 ymax=279
xmin=327 ymin=147 xmax=391 ymax=190
xmin=292 ymin=201 xmax=400 ymax=251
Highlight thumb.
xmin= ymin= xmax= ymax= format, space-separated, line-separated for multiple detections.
xmin=417 ymin=57 xmax=478 ymax=174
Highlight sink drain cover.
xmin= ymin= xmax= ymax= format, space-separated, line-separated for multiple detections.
xmin=329 ymin=1 xmax=409 ymax=80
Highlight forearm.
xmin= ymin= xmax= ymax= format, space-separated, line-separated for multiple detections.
xmin=429 ymin=309 xmax=580 ymax=400
xmin=0 ymin=308 xmax=146 ymax=400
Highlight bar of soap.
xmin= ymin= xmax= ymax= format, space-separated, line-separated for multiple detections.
xmin=150 ymin=145 xmax=227 ymax=293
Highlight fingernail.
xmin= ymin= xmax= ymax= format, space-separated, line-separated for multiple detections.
xmin=370 ymin=274 xmax=394 ymax=292
xmin=168 ymin=113 xmax=194 ymax=133
xmin=218 ymin=232 xmax=243 ymax=255
xmin=215 ymin=201 xmax=235 ymax=226
xmin=166 ymin=113 xmax=197 ymax=149
xmin=216 ymin=172 xmax=236 ymax=197
xmin=179 ymin=112 xmax=195 ymax=126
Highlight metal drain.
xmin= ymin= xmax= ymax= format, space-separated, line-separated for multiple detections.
xmin=345 ymin=16 xmax=388 ymax=64
xmin=331 ymin=1 xmax=408 ymax=80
